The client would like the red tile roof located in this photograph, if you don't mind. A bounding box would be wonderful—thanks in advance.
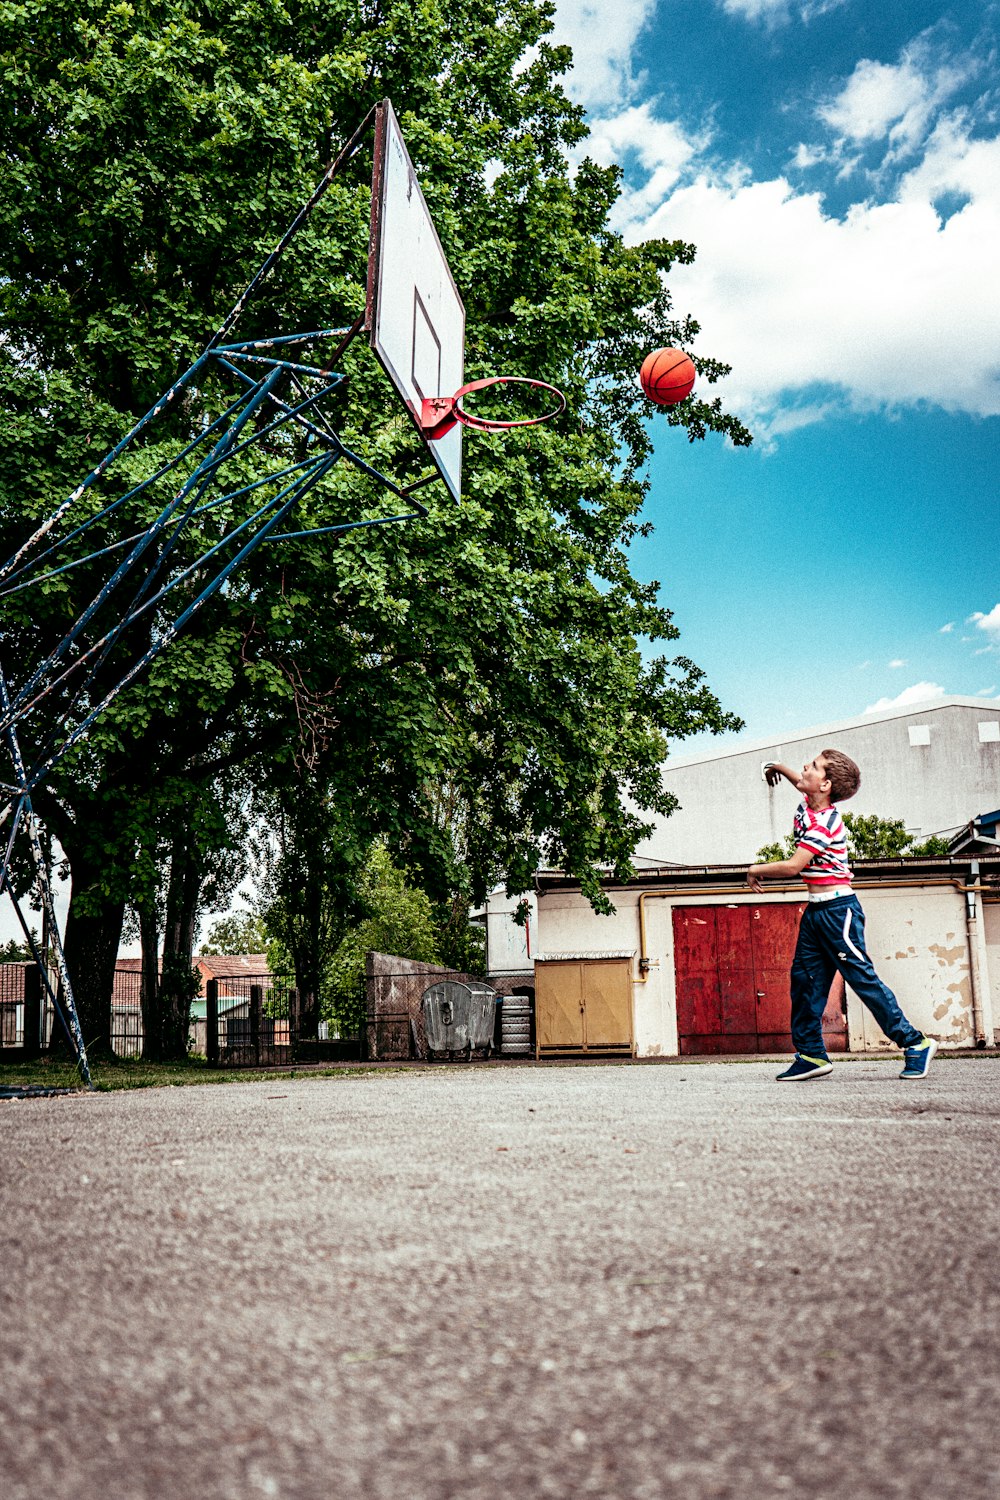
[195,953,271,979]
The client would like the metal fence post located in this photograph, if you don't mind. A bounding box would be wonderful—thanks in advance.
[206,979,219,1067]
[22,963,41,1060]
[289,987,300,1051]
[250,983,263,1063]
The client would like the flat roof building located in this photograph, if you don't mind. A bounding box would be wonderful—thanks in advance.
[635,696,1000,866]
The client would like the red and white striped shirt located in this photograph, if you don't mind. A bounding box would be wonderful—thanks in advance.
[793,802,852,888]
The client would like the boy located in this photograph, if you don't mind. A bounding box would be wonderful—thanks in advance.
[747,749,937,1082]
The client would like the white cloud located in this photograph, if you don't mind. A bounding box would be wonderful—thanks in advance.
[818,42,975,160]
[969,604,1000,633]
[969,604,1000,648]
[888,658,907,668]
[864,682,946,713]
[977,685,998,697]
[939,622,955,632]
[720,0,846,22]
[553,19,1000,436]
[552,0,658,111]
[636,152,1000,432]
[583,105,709,226]
[720,0,788,19]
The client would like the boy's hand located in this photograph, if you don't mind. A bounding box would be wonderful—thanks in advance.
[763,761,798,788]
[747,865,764,893]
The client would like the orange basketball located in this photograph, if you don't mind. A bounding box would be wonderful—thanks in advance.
[639,347,696,405]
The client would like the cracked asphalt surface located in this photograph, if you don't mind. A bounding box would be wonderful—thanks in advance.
[2,1055,999,1500]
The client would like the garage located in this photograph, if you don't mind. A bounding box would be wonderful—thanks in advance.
[671,902,847,1055]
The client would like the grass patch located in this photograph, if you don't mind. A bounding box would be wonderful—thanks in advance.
[0,1055,401,1093]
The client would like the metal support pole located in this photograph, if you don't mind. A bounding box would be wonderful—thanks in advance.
[206,979,219,1068]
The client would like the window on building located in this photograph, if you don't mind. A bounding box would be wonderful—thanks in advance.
[908,725,931,746]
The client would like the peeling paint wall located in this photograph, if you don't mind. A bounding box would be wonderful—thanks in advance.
[535,889,672,1057]
[536,882,982,1057]
[847,887,973,1049]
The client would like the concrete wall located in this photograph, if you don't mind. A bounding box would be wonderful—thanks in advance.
[638,698,1000,866]
[535,886,666,1053]
[535,881,992,1057]
[844,886,975,1049]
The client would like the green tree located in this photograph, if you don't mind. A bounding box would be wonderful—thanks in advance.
[199,909,270,957]
[0,933,40,963]
[756,813,951,864]
[323,842,442,1035]
[842,813,950,860]
[1,0,751,1054]
[754,835,797,863]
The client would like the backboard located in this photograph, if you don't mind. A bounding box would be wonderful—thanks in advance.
[367,100,466,502]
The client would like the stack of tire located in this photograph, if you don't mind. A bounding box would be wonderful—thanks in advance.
[500,994,532,1056]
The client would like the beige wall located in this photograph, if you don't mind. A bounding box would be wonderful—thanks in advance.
[845,886,975,1049]
[536,882,991,1057]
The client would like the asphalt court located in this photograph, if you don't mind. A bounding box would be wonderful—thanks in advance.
[2,1056,998,1500]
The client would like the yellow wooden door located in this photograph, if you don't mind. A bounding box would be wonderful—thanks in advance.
[582,960,632,1049]
[535,962,584,1050]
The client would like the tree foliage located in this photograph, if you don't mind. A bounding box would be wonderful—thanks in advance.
[199,909,270,957]
[756,813,951,864]
[0,0,752,1051]
[321,842,442,1034]
[842,813,950,860]
[0,934,39,962]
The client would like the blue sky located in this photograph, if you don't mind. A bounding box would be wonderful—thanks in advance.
[553,0,1000,750]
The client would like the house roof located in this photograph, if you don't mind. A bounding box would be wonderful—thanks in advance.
[948,810,1000,856]
[195,953,271,979]
[111,961,142,1006]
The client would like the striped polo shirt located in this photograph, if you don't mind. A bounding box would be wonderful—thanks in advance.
[793,801,852,888]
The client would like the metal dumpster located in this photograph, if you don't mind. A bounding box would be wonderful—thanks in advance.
[422,981,496,1060]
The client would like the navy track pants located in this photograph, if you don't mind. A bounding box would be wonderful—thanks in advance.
[790,894,923,1060]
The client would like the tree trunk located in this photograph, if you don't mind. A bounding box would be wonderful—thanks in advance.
[291,870,324,1039]
[60,857,124,1059]
[156,826,203,1060]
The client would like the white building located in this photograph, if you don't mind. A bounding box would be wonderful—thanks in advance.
[472,887,535,986]
[635,696,1000,867]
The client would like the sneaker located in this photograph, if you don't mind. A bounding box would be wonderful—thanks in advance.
[900,1037,938,1080]
[776,1053,833,1082]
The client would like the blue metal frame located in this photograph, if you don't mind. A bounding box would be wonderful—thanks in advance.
[0,103,438,1085]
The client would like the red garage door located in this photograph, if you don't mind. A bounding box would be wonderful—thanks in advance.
[672,903,847,1055]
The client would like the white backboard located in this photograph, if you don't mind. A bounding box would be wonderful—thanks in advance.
[367,101,466,502]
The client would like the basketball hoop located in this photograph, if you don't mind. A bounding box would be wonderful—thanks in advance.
[419,376,566,442]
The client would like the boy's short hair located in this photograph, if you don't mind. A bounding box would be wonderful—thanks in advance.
[821,748,861,801]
